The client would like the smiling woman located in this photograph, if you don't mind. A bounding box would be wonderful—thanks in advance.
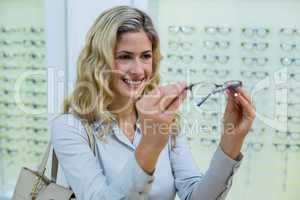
[62,5,162,128]
[112,31,153,99]
[50,5,255,200]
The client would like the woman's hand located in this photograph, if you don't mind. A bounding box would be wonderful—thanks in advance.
[136,81,187,150]
[220,87,256,160]
[135,82,187,174]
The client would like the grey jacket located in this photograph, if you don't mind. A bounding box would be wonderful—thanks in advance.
[50,114,243,200]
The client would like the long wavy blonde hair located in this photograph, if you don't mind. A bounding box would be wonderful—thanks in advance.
[63,6,180,146]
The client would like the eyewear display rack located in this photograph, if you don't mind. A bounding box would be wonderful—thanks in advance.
[0,0,47,198]
[153,0,300,199]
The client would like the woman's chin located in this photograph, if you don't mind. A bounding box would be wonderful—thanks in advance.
[121,90,141,100]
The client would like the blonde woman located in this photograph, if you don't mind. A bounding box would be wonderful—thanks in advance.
[51,5,255,200]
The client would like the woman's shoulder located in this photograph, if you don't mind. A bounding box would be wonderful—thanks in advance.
[51,113,84,128]
[50,113,87,140]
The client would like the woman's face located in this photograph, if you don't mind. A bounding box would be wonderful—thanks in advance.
[112,30,153,100]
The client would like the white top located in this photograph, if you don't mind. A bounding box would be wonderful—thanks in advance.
[50,113,243,200]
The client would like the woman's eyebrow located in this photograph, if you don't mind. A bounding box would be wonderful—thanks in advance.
[116,50,152,54]
[142,50,152,54]
[116,51,133,55]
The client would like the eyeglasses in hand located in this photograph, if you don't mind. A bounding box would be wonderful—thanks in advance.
[165,80,242,110]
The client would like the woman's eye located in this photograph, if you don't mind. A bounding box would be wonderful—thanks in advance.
[117,55,131,60]
[142,54,152,60]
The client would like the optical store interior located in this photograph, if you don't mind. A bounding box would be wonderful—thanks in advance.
[0,0,300,199]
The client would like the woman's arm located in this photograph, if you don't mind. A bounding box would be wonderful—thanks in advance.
[170,134,243,200]
[51,114,154,200]
[172,87,255,200]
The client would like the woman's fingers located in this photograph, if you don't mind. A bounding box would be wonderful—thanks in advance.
[164,88,187,113]
[226,89,241,111]
[135,86,164,115]
[158,82,187,111]
[145,85,164,104]
[236,92,256,120]
[235,87,252,105]
[136,81,187,117]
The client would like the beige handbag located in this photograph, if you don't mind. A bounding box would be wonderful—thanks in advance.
[12,122,95,200]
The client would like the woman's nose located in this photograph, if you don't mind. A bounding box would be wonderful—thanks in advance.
[129,58,145,74]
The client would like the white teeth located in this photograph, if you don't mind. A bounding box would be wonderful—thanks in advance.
[123,79,143,85]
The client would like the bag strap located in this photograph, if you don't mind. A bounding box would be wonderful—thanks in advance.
[51,121,96,182]
[37,142,52,176]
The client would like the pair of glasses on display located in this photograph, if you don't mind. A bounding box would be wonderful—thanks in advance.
[0,26,44,34]
[168,40,192,50]
[242,57,269,66]
[0,136,46,146]
[241,42,269,51]
[0,100,47,110]
[0,77,47,90]
[164,80,242,109]
[197,111,219,121]
[166,67,203,76]
[200,123,219,132]
[275,115,300,123]
[167,54,194,64]
[0,113,22,120]
[289,72,300,81]
[273,143,300,152]
[25,77,47,85]
[204,26,232,35]
[202,54,230,65]
[276,101,300,110]
[25,126,47,134]
[280,43,300,52]
[0,125,47,135]
[0,149,19,167]
[202,68,230,78]
[183,119,218,131]
[287,87,300,95]
[168,25,195,35]
[0,64,45,71]
[1,89,15,96]
[26,138,47,146]
[23,90,47,97]
[241,27,270,38]
[0,113,47,123]
[240,70,269,79]
[0,39,45,47]
[248,127,267,136]
[184,122,218,136]
[203,40,230,50]
[280,57,300,67]
[25,65,45,70]
[0,52,45,60]
[0,147,18,156]
[196,137,219,147]
[24,102,47,110]
[275,130,300,140]
[279,28,300,37]
[165,67,187,76]
[277,87,300,95]
[243,142,264,152]
[27,149,44,158]
[0,64,22,70]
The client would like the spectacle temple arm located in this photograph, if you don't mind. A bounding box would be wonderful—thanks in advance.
[196,93,212,107]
